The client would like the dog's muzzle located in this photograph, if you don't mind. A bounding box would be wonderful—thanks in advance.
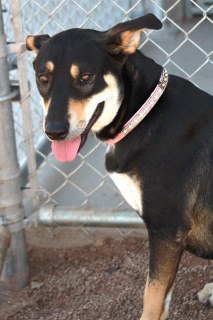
[51,101,105,162]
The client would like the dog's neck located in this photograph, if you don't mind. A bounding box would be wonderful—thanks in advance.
[96,51,162,141]
[123,52,162,121]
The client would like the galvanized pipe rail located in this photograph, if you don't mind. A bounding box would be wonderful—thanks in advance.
[0,2,29,289]
[24,203,144,229]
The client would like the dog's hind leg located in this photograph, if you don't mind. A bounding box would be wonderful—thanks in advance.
[140,234,183,320]
[197,282,213,306]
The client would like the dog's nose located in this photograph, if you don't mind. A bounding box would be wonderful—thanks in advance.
[45,121,69,140]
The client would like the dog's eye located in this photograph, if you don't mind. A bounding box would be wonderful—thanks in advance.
[39,75,49,85]
[80,73,91,84]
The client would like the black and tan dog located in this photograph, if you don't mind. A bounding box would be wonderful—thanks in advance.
[26,13,213,320]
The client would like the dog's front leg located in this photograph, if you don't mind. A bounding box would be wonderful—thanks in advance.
[140,233,183,320]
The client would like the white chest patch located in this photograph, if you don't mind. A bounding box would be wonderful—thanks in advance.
[110,172,143,214]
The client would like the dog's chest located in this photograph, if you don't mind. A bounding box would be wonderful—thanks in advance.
[105,145,143,214]
[106,145,143,214]
[109,172,143,214]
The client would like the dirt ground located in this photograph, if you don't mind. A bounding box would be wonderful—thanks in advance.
[0,237,212,320]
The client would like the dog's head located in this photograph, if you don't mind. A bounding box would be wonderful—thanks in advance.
[26,13,162,161]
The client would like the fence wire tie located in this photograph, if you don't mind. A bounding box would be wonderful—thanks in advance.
[0,215,24,233]
[0,89,19,103]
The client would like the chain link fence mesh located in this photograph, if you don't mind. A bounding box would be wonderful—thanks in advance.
[2,0,213,217]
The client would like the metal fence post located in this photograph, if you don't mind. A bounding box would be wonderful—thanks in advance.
[0,2,29,289]
[11,0,39,210]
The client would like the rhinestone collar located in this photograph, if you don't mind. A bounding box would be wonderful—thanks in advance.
[106,68,168,144]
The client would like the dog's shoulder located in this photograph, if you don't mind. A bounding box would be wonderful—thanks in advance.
[164,74,213,106]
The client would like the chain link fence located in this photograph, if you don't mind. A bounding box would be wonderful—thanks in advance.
[1,0,213,224]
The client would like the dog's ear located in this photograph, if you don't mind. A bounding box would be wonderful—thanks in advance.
[26,34,50,53]
[104,13,162,55]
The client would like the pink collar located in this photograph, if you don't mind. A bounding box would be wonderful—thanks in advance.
[107,68,168,144]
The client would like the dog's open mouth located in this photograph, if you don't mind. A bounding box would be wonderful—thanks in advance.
[51,102,104,162]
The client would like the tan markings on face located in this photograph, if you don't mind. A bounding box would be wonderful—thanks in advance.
[68,72,122,136]
[67,99,89,138]
[68,99,88,120]
[41,97,51,116]
[70,64,80,78]
[46,61,54,72]
[103,73,117,87]
[92,73,121,131]
[26,36,37,51]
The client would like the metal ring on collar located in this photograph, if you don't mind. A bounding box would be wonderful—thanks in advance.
[0,89,19,103]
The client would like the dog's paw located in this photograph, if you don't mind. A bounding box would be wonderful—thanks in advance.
[197,283,213,306]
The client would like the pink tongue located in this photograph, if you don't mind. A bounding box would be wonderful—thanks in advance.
[51,136,81,162]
